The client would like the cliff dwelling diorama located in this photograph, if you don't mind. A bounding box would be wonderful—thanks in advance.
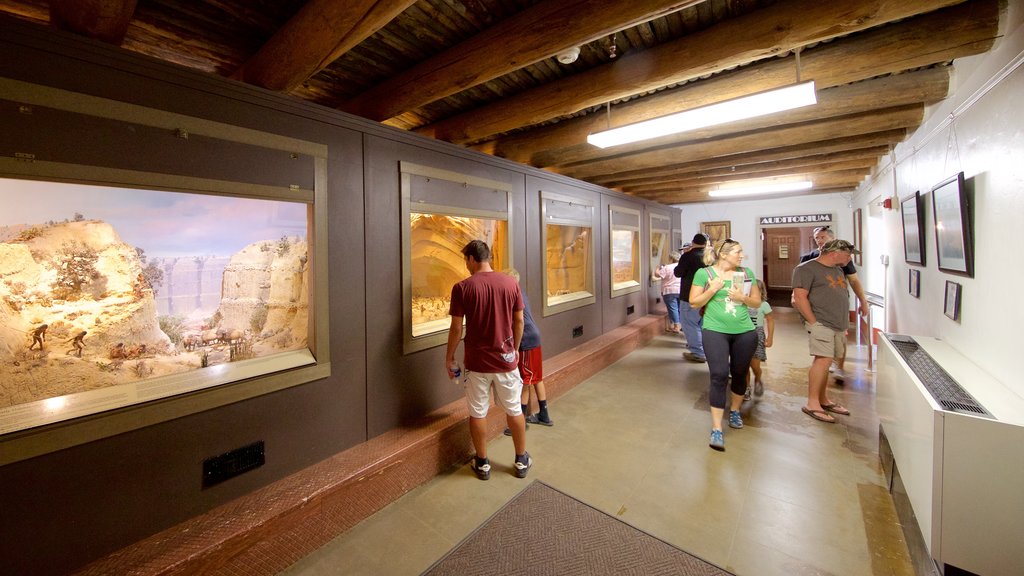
[0,178,310,430]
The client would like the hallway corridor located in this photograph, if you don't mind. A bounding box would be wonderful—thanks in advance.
[283,308,913,576]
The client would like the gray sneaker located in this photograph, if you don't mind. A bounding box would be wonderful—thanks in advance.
[514,452,533,478]
[683,352,707,363]
[709,429,725,451]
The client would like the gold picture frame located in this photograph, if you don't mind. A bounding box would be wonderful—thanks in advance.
[701,221,731,250]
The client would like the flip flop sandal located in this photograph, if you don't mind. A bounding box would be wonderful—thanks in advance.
[801,406,836,423]
[822,403,850,416]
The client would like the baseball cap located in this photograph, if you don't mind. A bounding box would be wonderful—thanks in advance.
[821,239,860,254]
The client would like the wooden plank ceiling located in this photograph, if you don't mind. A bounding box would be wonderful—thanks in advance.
[2,0,1000,204]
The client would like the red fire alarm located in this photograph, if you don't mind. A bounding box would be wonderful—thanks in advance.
[882,197,893,210]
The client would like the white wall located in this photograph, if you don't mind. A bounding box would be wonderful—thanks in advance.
[853,4,1024,396]
[677,192,853,276]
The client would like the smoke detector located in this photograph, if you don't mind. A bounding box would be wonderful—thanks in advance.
[556,46,580,64]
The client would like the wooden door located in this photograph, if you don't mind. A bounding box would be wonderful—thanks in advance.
[765,227,800,288]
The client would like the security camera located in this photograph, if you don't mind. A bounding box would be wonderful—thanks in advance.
[556,46,580,64]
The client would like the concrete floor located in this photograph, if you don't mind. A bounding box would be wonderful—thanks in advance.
[281,307,914,576]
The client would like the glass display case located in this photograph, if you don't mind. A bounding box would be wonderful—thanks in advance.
[401,162,513,353]
[0,80,329,449]
[610,205,642,297]
[540,191,596,316]
[650,213,671,286]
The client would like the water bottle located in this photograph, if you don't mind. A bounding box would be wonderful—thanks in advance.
[449,362,462,385]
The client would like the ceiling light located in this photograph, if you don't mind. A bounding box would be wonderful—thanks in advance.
[708,180,813,198]
[587,81,817,149]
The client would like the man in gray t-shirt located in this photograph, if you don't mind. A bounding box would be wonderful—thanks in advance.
[791,240,860,424]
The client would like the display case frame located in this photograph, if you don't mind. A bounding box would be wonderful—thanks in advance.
[649,212,672,287]
[0,78,330,464]
[540,190,596,317]
[609,205,642,298]
[400,162,514,353]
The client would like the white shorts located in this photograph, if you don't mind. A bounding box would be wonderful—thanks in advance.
[463,370,524,419]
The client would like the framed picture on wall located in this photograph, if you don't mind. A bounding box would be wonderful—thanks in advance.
[909,269,920,298]
[900,191,925,265]
[701,220,731,250]
[931,172,973,276]
[944,280,962,321]
[852,208,863,265]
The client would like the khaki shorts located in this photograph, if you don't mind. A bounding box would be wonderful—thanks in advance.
[806,322,846,359]
[463,370,524,419]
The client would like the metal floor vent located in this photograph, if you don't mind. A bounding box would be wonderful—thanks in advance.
[886,334,992,419]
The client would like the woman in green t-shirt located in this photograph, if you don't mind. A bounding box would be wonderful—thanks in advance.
[688,239,761,452]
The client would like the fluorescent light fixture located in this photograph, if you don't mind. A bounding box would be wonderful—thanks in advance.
[709,180,813,198]
[587,81,816,148]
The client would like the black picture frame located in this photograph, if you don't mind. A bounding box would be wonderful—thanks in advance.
[909,269,920,298]
[900,191,925,265]
[931,172,973,276]
[944,280,962,321]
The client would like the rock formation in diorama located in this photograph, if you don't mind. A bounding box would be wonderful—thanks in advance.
[150,255,230,317]
[0,220,172,406]
[214,237,308,349]
[545,225,590,296]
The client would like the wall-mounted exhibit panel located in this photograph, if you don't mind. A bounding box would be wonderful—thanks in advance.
[0,78,330,463]
[649,212,672,288]
[401,161,513,354]
[540,190,596,317]
[609,205,642,298]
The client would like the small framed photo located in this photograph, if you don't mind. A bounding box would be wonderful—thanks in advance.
[932,172,973,276]
[944,280,962,321]
[909,269,920,298]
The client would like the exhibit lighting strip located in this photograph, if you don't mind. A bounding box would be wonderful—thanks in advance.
[708,180,813,198]
[587,81,817,149]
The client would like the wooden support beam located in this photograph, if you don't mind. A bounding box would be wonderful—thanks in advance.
[557,105,924,180]
[638,169,871,204]
[341,0,701,121]
[535,66,950,168]
[610,146,890,189]
[49,0,137,45]
[417,0,968,144]
[622,158,879,194]
[475,0,996,165]
[589,131,905,186]
[233,0,418,92]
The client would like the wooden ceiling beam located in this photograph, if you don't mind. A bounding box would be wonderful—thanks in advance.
[341,0,701,121]
[49,0,137,45]
[558,105,924,180]
[621,158,879,194]
[232,0,418,92]
[589,131,905,186]
[531,66,949,168]
[476,0,998,165]
[417,0,969,144]
[609,146,890,189]
[638,170,871,204]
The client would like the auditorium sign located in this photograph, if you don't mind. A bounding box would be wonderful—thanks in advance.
[759,213,832,225]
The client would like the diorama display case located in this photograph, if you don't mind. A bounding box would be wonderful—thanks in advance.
[401,162,512,354]
[610,205,642,298]
[0,78,330,463]
[540,190,596,316]
[649,212,672,287]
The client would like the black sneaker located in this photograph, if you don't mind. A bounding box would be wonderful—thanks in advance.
[514,452,532,478]
[503,422,529,436]
[471,458,490,480]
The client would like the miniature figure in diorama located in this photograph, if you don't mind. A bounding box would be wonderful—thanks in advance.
[28,323,48,350]
[66,330,87,357]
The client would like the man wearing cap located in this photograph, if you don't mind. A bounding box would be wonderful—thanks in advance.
[791,239,860,423]
[674,233,708,362]
[799,226,869,383]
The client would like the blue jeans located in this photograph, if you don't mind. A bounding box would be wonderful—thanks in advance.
[663,293,680,325]
[679,303,704,358]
